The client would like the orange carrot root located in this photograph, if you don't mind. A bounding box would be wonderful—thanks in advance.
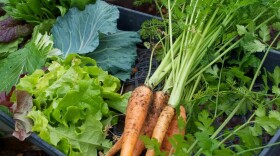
[145,105,175,156]
[132,91,167,156]
[120,85,153,156]
[106,135,123,156]
[161,106,187,154]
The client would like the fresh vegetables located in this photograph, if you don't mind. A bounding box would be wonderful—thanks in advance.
[1,0,280,155]
[106,91,166,156]
[121,85,153,156]
[13,54,130,155]
[145,105,175,156]
[3,0,95,25]
[0,1,141,155]
[51,0,141,80]
[161,106,187,154]
[108,0,280,155]
[133,91,167,156]
[0,26,54,92]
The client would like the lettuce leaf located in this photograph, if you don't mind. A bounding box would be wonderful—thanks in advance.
[16,54,129,155]
[28,110,110,156]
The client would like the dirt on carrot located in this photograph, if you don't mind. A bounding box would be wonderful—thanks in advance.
[120,85,153,156]
[133,91,168,156]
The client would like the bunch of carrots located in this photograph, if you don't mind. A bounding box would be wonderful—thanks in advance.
[106,0,279,155]
[107,89,186,156]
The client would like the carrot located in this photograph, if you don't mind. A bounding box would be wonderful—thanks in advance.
[107,91,165,156]
[145,105,175,156]
[161,106,187,154]
[133,91,167,156]
[106,135,123,156]
[120,85,153,156]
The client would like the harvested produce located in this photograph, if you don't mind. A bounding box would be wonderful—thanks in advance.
[121,85,153,156]
[106,91,167,156]
[109,0,280,155]
[12,54,130,156]
[161,106,187,154]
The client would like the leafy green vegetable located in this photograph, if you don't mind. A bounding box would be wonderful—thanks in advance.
[52,1,119,56]
[0,26,54,92]
[3,0,95,25]
[86,31,141,80]
[0,38,22,59]
[106,92,131,114]
[15,54,129,155]
[52,1,141,80]
[0,17,33,42]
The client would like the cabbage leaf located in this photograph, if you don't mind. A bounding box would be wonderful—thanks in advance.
[52,1,141,80]
[52,1,119,56]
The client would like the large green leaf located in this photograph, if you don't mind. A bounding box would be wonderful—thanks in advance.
[0,28,54,92]
[0,43,45,92]
[86,31,141,80]
[51,1,119,56]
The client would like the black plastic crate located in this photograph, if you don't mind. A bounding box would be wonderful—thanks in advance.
[0,111,65,156]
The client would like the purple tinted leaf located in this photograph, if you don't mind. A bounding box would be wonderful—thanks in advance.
[12,90,33,141]
[0,88,14,108]
[0,17,33,43]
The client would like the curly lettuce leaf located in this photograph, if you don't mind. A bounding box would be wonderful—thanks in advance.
[16,54,128,155]
[28,110,111,156]
[105,92,131,114]
[51,1,119,56]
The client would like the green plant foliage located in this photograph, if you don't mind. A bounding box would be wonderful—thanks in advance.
[52,1,119,56]
[86,31,141,80]
[15,54,129,155]
[0,26,54,93]
[52,1,141,80]
[3,0,95,25]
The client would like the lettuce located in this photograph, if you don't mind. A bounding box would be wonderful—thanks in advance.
[15,54,129,155]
